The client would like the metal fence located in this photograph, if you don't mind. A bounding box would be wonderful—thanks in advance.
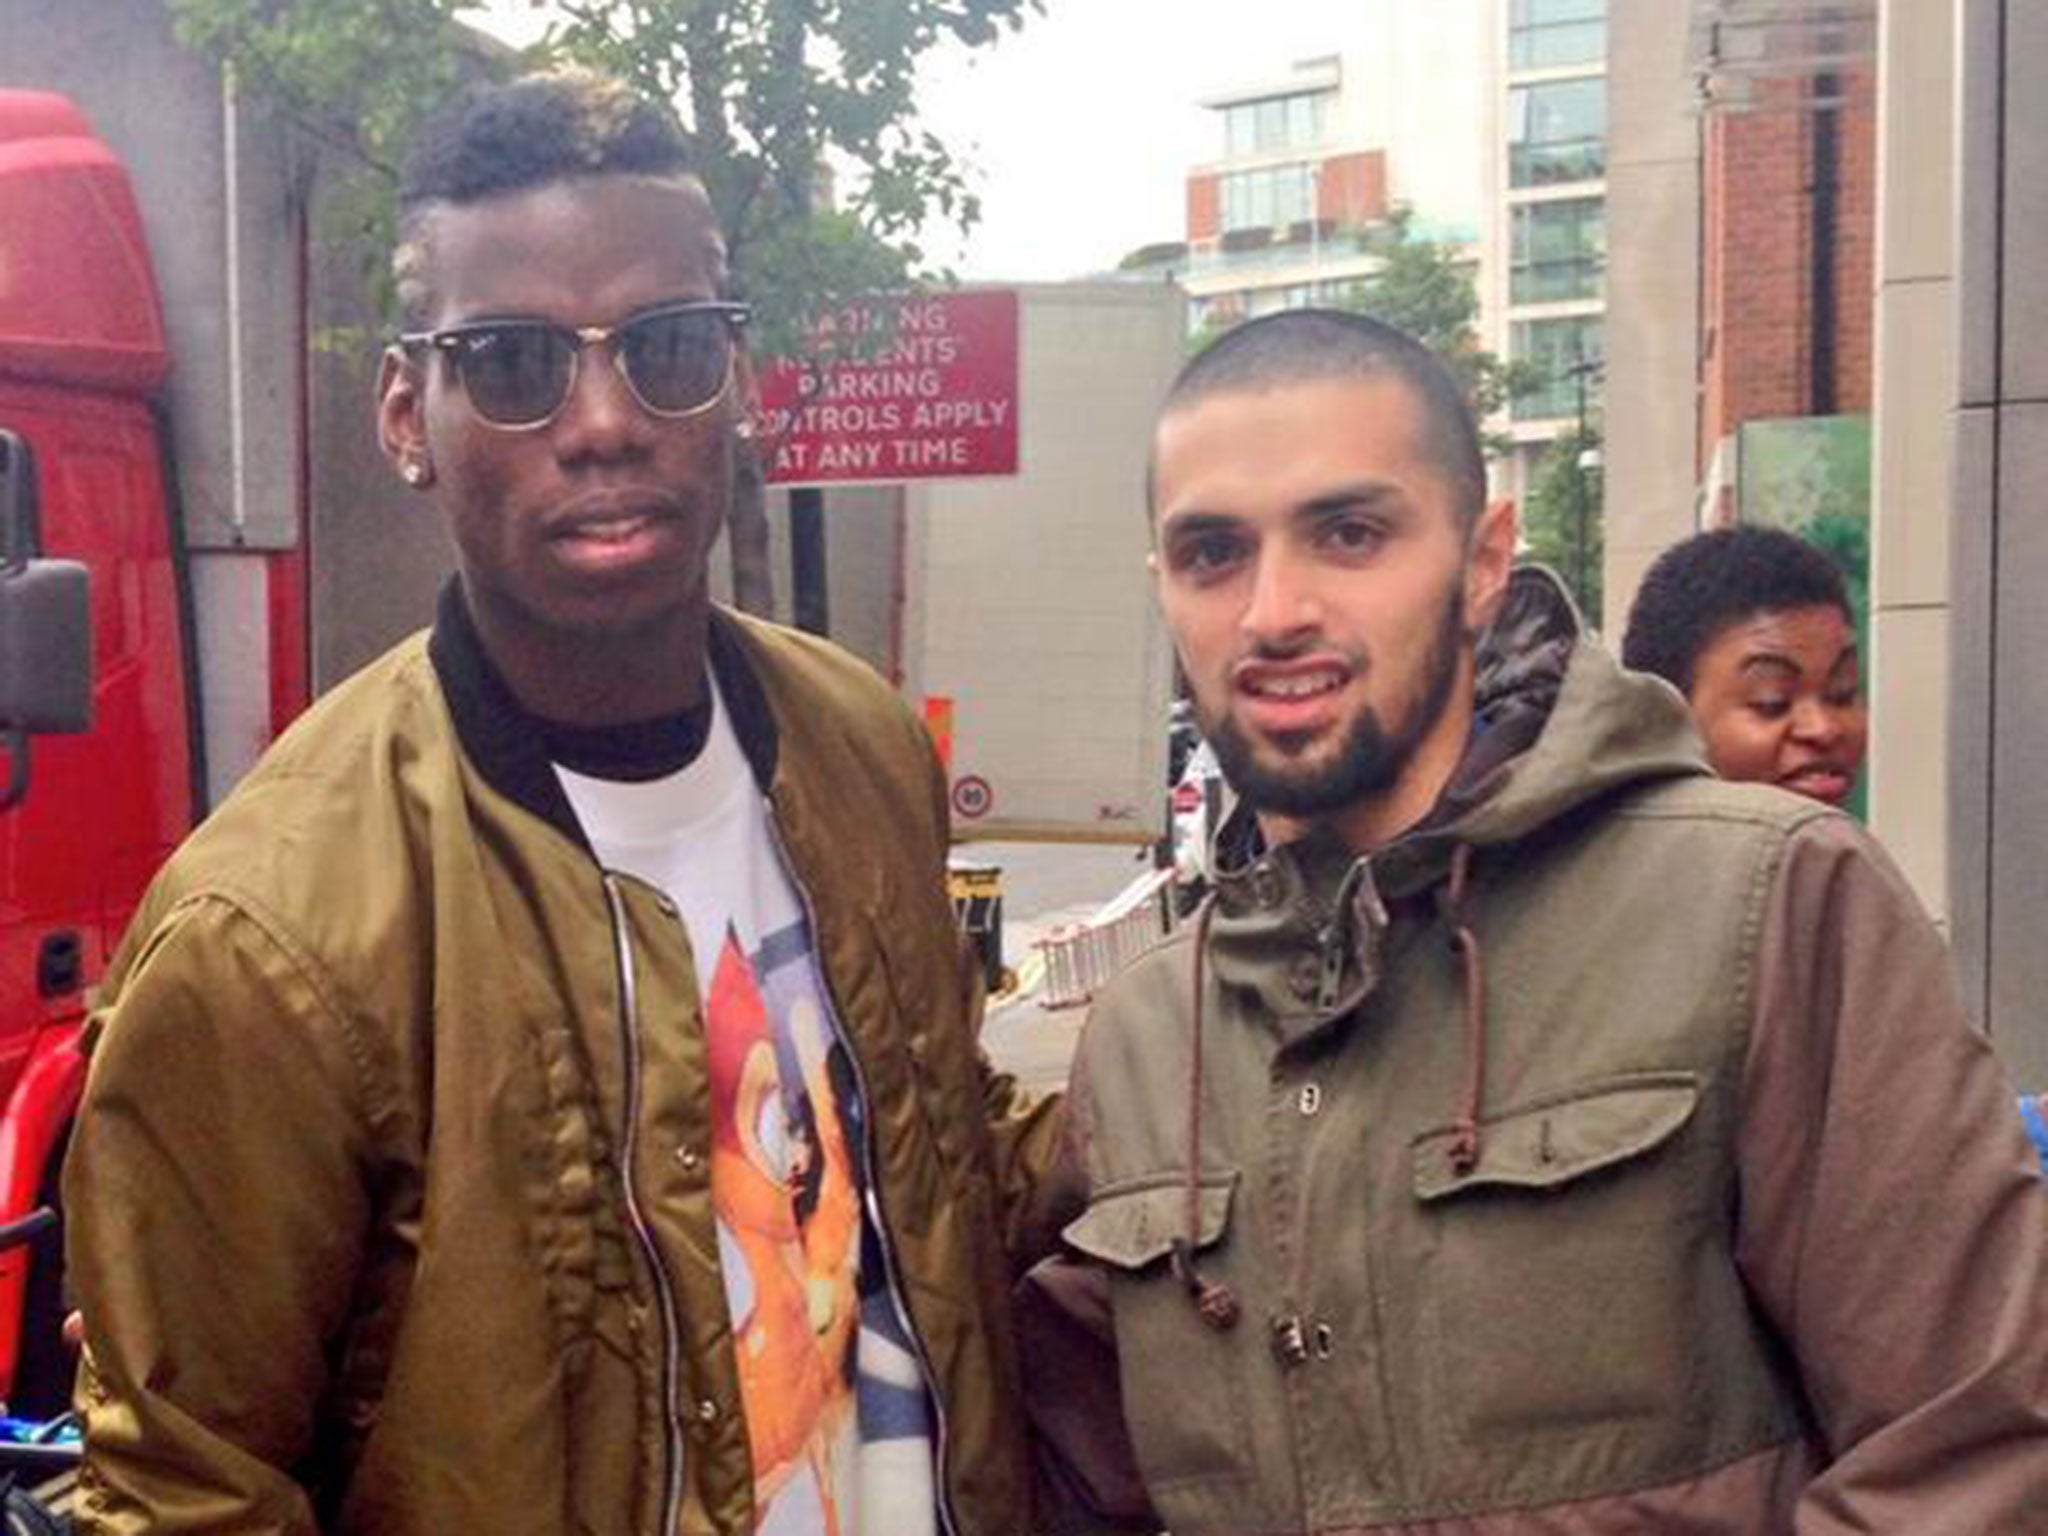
[1035,866,1175,1011]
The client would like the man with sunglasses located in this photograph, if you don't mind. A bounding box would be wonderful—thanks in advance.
[62,70,1061,1536]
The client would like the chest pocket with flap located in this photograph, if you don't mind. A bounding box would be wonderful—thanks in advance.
[1408,1073,1710,1453]
[1062,1170,1235,1270]
[1411,1073,1701,1202]
[1062,1171,1254,1491]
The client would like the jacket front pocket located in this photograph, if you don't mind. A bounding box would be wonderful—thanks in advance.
[1410,1073,1707,1451]
[1063,1169,1255,1492]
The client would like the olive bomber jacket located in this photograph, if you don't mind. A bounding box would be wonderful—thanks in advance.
[65,593,1066,1536]
[1024,569,2048,1535]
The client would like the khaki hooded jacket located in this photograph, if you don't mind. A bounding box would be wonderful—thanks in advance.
[1025,569,2048,1535]
[64,590,1064,1536]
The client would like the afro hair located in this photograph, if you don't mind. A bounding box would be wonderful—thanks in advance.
[1621,525,1853,696]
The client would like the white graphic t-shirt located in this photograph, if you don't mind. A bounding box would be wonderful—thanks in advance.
[556,677,939,1536]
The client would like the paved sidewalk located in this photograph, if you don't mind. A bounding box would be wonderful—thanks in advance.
[981,901,1098,1094]
[958,840,1164,1094]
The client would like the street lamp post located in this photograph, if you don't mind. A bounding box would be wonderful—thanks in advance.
[1563,345,1603,613]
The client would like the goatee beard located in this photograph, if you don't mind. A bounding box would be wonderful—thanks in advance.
[1206,585,1467,823]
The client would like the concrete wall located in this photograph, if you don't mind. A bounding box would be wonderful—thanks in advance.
[1951,0,2048,1084]
[1341,2,1492,238]
[1865,0,1956,924]
[1600,0,1700,634]
[305,188,457,692]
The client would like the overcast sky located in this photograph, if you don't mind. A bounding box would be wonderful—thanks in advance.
[467,0,1362,282]
[915,0,1363,280]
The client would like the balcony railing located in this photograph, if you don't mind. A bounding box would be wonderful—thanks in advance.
[1188,224,1381,275]
[1510,138,1607,188]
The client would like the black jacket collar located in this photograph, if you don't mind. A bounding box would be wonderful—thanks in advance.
[426,577,780,850]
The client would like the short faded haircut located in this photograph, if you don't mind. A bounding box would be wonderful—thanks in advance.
[1154,309,1488,531]
[1622,525,1854,696]
[392,68,702,326]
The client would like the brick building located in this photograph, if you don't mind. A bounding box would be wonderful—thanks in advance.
[1603,3,1880,576]
[1697,66,1878,505]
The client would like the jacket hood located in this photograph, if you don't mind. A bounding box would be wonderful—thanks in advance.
[1448,565,1708,847]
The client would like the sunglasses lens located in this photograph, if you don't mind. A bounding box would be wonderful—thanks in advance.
[619,309,731,414]
[453,325,574,426]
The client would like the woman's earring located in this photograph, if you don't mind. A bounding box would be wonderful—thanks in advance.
[402,459,433,488]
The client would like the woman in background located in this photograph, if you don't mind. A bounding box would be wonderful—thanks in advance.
[1622,524,1866,807]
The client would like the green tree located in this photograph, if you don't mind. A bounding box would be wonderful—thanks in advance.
[1521,423,1603,620]
[168,0,1035,334]
[544,2,1035,342]
[1339,209,1534,437]
[165,0,1041,611]
[1189,209,1535,454]
[164,2,476,286]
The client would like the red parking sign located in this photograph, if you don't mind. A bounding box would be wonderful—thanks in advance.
[758,291,1019,486]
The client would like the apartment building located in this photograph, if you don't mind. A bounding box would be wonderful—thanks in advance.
[1486,0,1609,497]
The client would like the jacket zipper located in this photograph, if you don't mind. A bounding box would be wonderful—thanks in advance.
[1316,858,1386,1013]
[761,801,962,1536]
[602,874,689,1536]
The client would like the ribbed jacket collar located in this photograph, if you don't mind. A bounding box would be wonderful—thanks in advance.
[424,577,779,851]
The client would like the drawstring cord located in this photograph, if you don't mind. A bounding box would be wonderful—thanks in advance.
[1437,843,1488,1175]
[1173,896,1241,1331]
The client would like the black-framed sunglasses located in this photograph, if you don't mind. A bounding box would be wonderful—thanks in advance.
[398,300,751,430]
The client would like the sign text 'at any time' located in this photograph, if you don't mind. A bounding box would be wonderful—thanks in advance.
[758,291,1020,486]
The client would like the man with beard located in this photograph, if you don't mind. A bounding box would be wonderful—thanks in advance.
[1022,309,2048,1535]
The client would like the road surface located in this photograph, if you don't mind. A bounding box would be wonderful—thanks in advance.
[962,840,1160,1094]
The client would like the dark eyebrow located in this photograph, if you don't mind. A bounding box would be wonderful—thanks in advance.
[1298,481,1409,519]
[1158,482,1411,539]
[1157,509,1242,536]
[445,296,717,332]
[1737,654,1801,680]
[424,313,556,339]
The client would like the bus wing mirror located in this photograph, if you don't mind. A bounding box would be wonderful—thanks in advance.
[0,431,94,810]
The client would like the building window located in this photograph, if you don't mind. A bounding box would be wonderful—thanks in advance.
[1510,0,1606,71]
[1511,198,1605,303]
[1512,316,1603,420]
[1220,163,1318,232]
[1509,78,1606,188]
[1223,91,1332,159]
